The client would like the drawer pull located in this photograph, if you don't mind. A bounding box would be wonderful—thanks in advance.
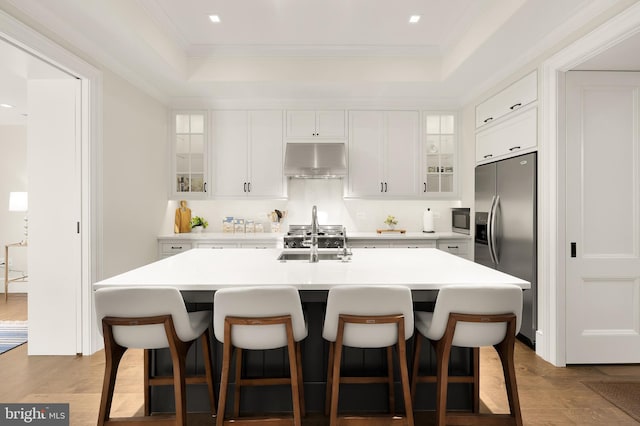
[510,102,522,110]
[483,154,493,159]
[509,146,521,151]
[448,246,459,249]
[483,117,493,123]
[171,246,183,250]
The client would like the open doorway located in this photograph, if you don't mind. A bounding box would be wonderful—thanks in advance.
[0,38,78,333]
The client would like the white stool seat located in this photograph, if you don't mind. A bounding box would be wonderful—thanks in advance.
[94,286,216,426]
[214,286,307,426]
[323,285,414,426]
[411,284,523,426]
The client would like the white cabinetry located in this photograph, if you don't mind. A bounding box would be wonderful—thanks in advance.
[172,112,208,198]
[347,110,419,198]
[421,113,457,195]
[437,239,471,260]
[286,110,346,140]
[158,241,193,259]
[475,107,537,164]
[212,110,285,198]
[475,71,537,128]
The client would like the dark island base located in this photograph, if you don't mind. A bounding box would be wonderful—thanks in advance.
[149,291,476,415]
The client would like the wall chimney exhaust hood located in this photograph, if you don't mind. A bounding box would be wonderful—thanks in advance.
[284,143,347,178]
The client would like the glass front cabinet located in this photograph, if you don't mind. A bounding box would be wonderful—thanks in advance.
[422,112,457,196]
[173,112,207,197]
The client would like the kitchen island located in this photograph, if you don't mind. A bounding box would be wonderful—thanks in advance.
[94,248,529,415]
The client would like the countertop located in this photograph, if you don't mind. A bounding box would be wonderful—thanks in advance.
[95,248,528,291]
[158,231,471,241]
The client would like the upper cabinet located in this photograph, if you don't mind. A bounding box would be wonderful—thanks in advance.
[347,110,419,198]
[475,107,537,164]
[475,71,537,129]
[212,110,285,198]
[173,111,208,198]
[421,113,457,195]
[286,110,346,140]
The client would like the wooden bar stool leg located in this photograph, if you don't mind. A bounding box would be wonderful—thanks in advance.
[410,333,422,403]
[98,332,126,426]
[217,324,234,426]
[495,320,523,426]
[286,322,302,426]
[329,320,345,426]
[473,347,480,413]
[201,330,217,416]
[233,348,243,417]
[143,349,152,416]
[296,341,306,417]
[386,346,396,415]
[434,338,452,426]
[397,334,414,425]
[325,341,334,416]
[169,341,190,426]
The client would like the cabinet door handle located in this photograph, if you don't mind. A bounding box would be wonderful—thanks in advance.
[483,117,493,123]
[423,182,427,193]
[509,146,521,151]
[380,182,384,192]
[203,182,207,192]
[510,102,522,110]
[483,154,493,159]
[248,182,251,192]
[244,182,247,192]
[384,182,388,192]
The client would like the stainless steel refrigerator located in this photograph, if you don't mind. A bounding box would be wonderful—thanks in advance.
[475,152,537,346]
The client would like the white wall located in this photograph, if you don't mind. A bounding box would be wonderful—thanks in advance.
[0,125,27,288]
[161,179,465,235]
[102,70,168,278]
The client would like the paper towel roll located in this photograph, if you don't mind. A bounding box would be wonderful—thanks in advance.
[423,208,434,233]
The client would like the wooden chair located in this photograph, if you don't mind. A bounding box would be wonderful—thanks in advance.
[94,286,216,426]
[323,285,415,426]
[411,284,523,426]
[213,286,307,426]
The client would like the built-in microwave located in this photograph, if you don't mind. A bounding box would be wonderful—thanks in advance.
[451,208,471,235]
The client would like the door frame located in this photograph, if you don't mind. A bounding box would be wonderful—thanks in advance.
[0,9,103,355]
[540,3,640,366]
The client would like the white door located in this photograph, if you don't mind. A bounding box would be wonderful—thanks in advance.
[27,78,82,355]
[565,71,640,363]
[347,111,384,197]
[384,111,419,197]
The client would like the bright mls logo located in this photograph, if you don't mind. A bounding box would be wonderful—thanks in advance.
[0,404,69,425]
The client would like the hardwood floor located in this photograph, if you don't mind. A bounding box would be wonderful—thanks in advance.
[1,295,639,425]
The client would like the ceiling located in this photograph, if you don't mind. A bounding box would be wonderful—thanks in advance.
[0,0,636,112]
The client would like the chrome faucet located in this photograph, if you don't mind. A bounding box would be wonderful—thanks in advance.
[309,205,319,263]
[339,226,352,262]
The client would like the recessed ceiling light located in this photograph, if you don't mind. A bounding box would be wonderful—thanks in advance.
[409,15,421,24]
[0,103,14,108]
[209,15,221,23]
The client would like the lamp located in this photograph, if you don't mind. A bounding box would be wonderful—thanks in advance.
[9,192,28,244]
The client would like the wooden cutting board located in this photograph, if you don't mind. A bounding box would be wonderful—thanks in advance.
[376,229,406,234]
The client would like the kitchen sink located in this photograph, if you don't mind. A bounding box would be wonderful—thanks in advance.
[277,250,350,262]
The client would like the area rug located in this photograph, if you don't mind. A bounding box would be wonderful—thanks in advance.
[583,381,640,422]
[0,320,27,355]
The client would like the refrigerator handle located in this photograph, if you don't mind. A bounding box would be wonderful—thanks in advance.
[490,195,501,264]
[487,195,498,265]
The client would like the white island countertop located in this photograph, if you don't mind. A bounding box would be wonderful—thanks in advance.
[95,248,529,291]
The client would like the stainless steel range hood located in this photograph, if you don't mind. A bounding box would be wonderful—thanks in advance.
[284,143,347,178]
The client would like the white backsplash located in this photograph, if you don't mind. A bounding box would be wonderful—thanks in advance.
[162,179,464,234]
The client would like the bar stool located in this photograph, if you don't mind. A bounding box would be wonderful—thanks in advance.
[94,286,216,426]
[213,286,307,426]
[323,285,414,426]
[411,284,523,426]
